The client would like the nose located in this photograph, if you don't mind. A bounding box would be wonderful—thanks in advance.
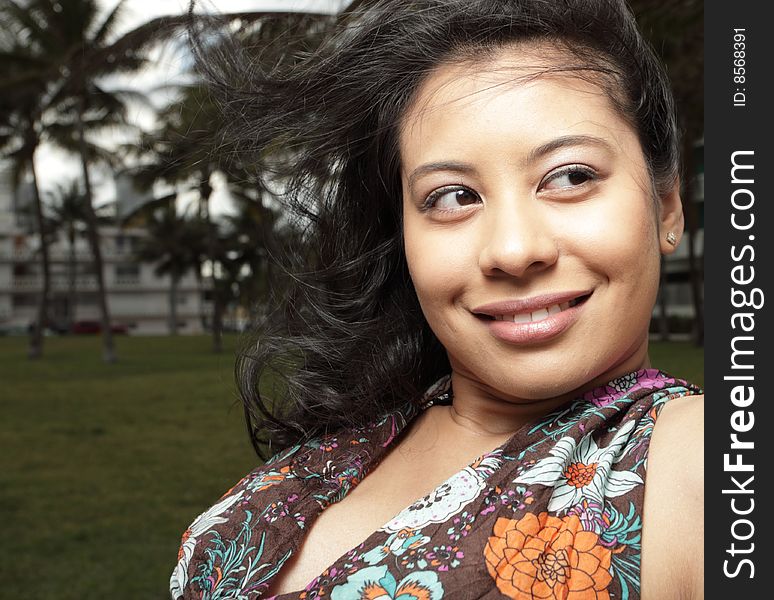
[477,198,559,278]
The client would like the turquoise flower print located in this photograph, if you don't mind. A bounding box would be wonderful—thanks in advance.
[330,566,444,600]
[425,545,463,571]
[260,493,306,529]
[514,420,643,513]
[581,382,626,408]
[362,528,430,565]
[479,486,502,516]
[304,566,352,598]
[170,490,244,598]
[500,486,535,512]
[246,465,295,494]
[446,511,474,542]
[320,438,339,452]
[398,548,429,570]
[602,501,643,549]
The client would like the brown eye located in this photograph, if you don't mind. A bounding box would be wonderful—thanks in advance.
[424,186,481,210]
[541,165,597,191]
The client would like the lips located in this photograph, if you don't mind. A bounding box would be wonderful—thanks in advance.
[472,291,592,322]
[472,291,592,344]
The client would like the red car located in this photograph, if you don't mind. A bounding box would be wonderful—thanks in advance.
[70,320,129,335]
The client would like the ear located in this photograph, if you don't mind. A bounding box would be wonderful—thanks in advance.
[658,179,684,255]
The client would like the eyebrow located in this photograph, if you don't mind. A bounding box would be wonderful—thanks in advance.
[407,161,479,193]
[406,134,614,192]
[526,134,614,163]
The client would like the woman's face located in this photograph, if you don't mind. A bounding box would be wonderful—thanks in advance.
[400,47,682,400]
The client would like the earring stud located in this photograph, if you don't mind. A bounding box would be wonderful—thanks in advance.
[666,231,677,246]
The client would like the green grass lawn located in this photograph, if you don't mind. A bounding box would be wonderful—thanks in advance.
[0,335,702,599]
[648,338,704,389]
[0,335,258,600]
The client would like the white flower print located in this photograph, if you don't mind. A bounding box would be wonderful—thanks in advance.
[382,466,486,533]
[514,420,642,513]
[169,490,244,599]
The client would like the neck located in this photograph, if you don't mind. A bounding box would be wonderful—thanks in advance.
[445,346,651,438]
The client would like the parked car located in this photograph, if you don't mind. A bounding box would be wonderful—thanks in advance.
[25,320,69,335]
[70,320,129,335]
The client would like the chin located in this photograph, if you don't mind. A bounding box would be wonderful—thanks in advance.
[477,349,634,401]
[498,374,588,401]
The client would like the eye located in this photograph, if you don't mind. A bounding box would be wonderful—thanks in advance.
[423,185,481,211]
[540,165,598,191]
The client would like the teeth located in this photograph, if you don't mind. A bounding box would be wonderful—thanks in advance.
[493,302,573,323]
[530,307,549,320]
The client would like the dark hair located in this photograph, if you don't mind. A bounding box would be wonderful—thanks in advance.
[193,0,680,459]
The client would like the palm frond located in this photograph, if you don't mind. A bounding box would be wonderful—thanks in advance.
[90,0,127,47]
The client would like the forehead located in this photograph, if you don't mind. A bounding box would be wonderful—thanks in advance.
[398,46,639,168]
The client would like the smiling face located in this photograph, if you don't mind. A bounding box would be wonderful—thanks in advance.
[400,46,683,401]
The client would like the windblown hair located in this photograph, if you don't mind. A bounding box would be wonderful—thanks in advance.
[191,0,680,459]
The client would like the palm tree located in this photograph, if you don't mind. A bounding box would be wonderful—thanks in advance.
[121,6,336,350]
[45,181,86,330]
[0,0,147,360]
[135,204,206,336]
[131,76,302,350]
[1,0,304,359]
[3,0,342,357]
[44,180,113,330]
[224,176,288,308]
[0,3,58,357]
[32,0,152,361]
[125,82,223,348]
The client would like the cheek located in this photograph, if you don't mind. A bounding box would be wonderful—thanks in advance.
[403,218,470,323]
[563,193,659,268]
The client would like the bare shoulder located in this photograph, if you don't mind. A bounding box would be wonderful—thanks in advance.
[650,393,704,474]
[641,393,704,600]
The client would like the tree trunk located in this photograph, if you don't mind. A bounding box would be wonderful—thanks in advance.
[212,291,224,353]
[67,225,77,329]
[27,151,51,359]
[194,266,207,331]
[169,273,179,335]
[681,135,704,347]
[76,99,116,362]
[199,170,221,353]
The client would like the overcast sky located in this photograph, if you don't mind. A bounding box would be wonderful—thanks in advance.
[33,0,349,216]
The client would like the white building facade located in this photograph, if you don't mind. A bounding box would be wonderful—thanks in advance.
[0,225,212,335]
[0,166,212,335]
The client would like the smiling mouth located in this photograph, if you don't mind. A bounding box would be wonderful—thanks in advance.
[476,293,591,323]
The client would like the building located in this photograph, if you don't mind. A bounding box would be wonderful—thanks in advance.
[0,166,212,335]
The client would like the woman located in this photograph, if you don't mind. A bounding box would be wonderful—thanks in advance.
[172,0,703,598]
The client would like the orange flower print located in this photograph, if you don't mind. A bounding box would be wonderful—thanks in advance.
[177,528,191,561]
[564,462,598,488]
[249,465,294,493]
[484,512,613,599]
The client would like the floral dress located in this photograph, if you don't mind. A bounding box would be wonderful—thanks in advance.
[170,369,702,600]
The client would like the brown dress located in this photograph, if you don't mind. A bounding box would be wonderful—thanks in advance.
[170,368,702,600]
